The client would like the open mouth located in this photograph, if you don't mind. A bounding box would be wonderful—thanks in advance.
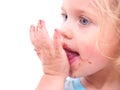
[64,48,80,64]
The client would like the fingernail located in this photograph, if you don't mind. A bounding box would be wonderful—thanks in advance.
[30,25,33,28]
[55,29,63,42]
[39,20,42,25]
[55,29,58,32]
[55,29,62,39]
[55,29,60,36]
[30,25,35,30]
[38,19,45,28]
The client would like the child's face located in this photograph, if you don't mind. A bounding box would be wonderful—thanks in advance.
[60,0,119,77]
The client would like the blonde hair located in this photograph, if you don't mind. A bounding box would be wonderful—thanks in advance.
[89,0,120,34]
[89,0,120,73]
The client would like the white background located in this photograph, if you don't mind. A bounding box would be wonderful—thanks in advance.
[0,0,62,90]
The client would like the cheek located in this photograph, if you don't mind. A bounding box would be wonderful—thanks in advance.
[81,42,109,64]
[79,40,98,61]
[70,56,109,77]
[97,36,120,59]
[97,23,120,59]
[70,43,107,76]
[70,51,109,78]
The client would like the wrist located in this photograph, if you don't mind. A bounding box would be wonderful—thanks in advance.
[36,74,66,90]
[43,74,66,82]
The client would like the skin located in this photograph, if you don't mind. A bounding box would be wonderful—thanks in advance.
[30,0,120,90]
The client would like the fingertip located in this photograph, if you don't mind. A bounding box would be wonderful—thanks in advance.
[38,19,45,28]
[30,25,35,41]
[39,19,42,25]
[55,28,59,32]
[30,25,34,28]
[53,29,62,49]
[30,25,35,31]
[54,29,58,40]
[54,29,61,39]
[39,19,45,24]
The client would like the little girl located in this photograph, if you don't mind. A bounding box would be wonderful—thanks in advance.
[30,0,120,90]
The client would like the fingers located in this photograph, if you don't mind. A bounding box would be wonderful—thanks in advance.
[30,20,54,59]
[36,20,49,40]
[34,48,41,55]
[30,25,36,45]
[53,29,63,52]
[30,20,51,48]
[29,20,70,77]
[37,20,48,35]
[36,20,52,48]
[30,20,64,58]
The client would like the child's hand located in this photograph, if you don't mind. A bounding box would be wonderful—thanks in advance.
[30,20,70,78]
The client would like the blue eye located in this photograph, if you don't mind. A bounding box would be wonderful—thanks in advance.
[61,13,68,21]
[80,17,90,25]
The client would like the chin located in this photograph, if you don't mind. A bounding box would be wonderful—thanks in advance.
[69,69,92,78]
[69,71,83,78]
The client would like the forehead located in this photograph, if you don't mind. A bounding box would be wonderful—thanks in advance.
[62,0,100,16]
[63,0,89,7]
[62,0,95,11]
[62,0,100,19]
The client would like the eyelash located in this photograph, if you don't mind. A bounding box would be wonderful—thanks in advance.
[61,13,68,21]
[61,13,91,26]
[79,16,91,26]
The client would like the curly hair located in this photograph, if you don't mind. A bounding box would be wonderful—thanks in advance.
[89,0,120,74]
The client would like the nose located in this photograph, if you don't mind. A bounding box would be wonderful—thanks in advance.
[59,22,73,39]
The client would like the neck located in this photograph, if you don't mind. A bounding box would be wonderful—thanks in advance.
[81,66,120,90]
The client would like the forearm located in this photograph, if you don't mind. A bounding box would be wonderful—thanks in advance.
[36,75,65,90]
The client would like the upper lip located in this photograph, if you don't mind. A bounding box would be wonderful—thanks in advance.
[62,43,79,55]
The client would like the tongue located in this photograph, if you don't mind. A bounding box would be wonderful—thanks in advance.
[66,50,79,61]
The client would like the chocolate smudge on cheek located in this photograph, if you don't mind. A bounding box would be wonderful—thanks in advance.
[88,61,92,64]
[87,60,92,64]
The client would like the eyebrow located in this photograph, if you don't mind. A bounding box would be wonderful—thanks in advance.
[61,6,98,20]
